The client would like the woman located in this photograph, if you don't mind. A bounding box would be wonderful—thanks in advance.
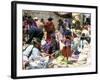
[62,35,72,61]
[58,19,65,35]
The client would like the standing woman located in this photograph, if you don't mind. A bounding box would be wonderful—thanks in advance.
[62,35,72,62]
[58,19,66,35]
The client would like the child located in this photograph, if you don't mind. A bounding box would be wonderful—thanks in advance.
[62,35,72,61]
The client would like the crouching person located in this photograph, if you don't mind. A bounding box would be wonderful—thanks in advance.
[22,38,49,69]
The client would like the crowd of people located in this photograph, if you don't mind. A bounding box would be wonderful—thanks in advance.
[22,14,91,69]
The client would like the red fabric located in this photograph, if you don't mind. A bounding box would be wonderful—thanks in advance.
[45,21,55,41]
[46,33,52,41]
[44,21,55,33]
[62,46,72,59]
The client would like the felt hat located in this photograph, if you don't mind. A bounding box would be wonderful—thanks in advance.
[33,38,41,45]
[48,17,53,21]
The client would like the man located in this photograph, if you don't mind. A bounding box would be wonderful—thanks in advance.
[44,17,55,41]
[26,17,44,44]
[23,38,49,69]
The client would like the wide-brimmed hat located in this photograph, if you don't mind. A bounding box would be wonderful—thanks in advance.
[33,17,38,20]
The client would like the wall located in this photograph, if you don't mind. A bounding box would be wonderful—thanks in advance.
[23,10,64,27]
[0,0,99,80]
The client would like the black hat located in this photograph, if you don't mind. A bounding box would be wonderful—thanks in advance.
[32,38,41,45]
[48,17,53,21]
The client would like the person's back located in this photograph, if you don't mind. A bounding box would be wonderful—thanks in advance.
[45,21,55,33]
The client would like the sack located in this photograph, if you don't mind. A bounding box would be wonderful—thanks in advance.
[23,45,34,58]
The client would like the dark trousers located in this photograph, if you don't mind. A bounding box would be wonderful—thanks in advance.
[26,27,44,44]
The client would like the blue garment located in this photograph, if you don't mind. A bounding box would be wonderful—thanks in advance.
[74,50,80,55]
[64,30,71,35]
[26,26,44,43]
